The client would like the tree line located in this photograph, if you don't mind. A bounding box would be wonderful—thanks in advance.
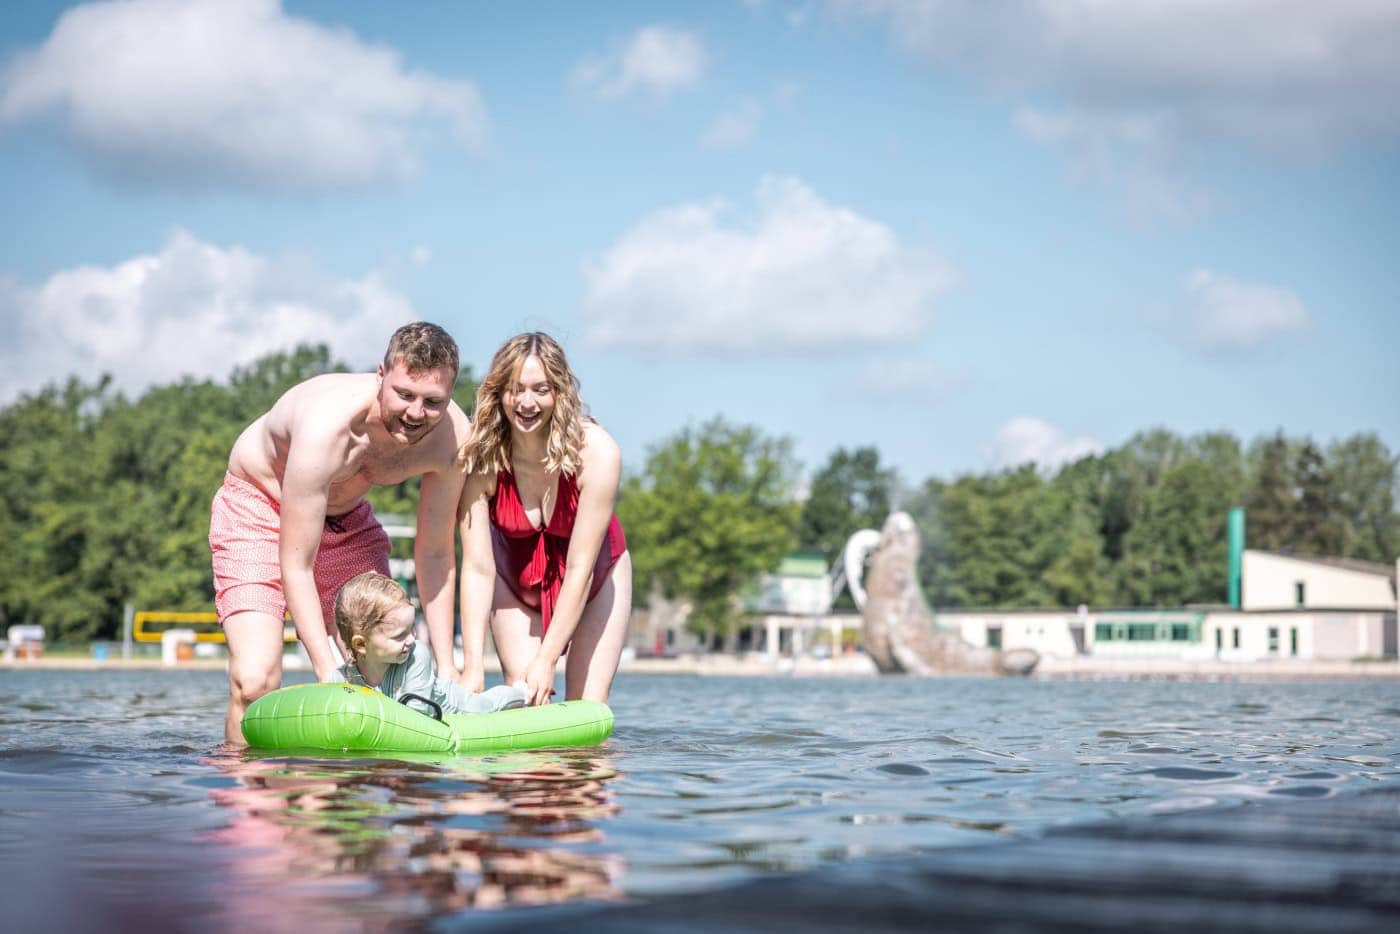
[2,347,1396,644]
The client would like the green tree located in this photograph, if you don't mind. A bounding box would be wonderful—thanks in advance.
[1292,441,1345,555]
[914,465,1109,608]
[1245,432,1298,552]
[0,345,368,642]
[1117,460,1235,606]
[798,446,894,560]
[1327,434,1400,562]
[616,418,799,641]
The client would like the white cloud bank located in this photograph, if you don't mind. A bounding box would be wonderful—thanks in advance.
[581,176,955,353]
[572,26,707,101]
[842,0,1400,146]
[1183,268,1309,350]
[840,1,1400,217]
[0,0,487,192]
[0,231,416,403]
[985,417,1103,472]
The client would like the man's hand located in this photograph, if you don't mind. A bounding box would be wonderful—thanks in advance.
[312,637,344,683]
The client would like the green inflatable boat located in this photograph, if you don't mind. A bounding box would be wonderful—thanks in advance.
[242,683,614,754]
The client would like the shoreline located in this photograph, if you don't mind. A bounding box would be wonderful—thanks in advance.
[4,651,1399,680]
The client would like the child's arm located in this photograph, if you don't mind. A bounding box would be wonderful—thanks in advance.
[395,643,524,714]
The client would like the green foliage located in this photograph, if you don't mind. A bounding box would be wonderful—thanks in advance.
[0,346,478,643]
[1,344,1395,645]
[798,446,895,560]
[617,418,799,640]
[1327,434,1400,562]
[905,465,1111,608]
[1116,460,1235,606]
[906,428,1394,610]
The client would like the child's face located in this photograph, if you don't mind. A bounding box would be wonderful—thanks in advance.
[360,604,416,666]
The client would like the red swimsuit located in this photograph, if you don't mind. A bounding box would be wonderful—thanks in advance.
[490,469,628,635]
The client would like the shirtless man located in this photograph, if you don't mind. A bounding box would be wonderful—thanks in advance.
[210,322,469,744]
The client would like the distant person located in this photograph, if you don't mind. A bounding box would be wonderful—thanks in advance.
[334,572,525,714]
[210,322,469,744]
[453,332,631,706]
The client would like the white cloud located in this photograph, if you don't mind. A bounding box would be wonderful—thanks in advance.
[581,175,955,353]
[1012,106,1212,225]
[0,231,416,403]
[702,98,764,149]
[0,0,487,192]
[985,417,1103,472]
[572,25,707,101]
[1183,268,1309,350]
[840,1,1400,218]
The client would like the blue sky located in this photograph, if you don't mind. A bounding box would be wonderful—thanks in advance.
[2,0,1397,485]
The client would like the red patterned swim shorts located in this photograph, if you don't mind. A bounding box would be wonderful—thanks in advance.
[209,472,390,632]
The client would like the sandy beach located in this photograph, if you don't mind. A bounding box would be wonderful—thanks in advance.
[5,651,1398,680]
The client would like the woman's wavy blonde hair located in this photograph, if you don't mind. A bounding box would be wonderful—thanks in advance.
[459,332,587,476]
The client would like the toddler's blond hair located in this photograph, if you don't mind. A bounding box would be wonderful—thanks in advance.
[334,571,411,656]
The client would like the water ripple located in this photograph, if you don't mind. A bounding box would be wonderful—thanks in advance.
[1,669,1398,925]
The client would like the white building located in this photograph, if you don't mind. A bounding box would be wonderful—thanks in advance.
[1241,550,1396,611]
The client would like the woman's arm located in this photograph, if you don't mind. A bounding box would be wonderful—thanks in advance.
[521,426,621,704]
[455,470,498,693]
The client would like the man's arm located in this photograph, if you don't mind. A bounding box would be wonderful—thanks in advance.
[416,457,465,682]
[279,414,352,683]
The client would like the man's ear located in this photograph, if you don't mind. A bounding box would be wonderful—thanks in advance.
[376,362,385,383]
[350,634,368,657]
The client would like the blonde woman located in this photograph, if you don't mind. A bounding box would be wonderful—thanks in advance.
[449,333,631,706]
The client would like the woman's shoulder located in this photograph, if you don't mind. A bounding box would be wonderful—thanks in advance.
[575,422,620,490]
[460,463,501,500]
[579,422,620,469]
[580,420,619,455]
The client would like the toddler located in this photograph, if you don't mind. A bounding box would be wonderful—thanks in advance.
[334,571,525,714]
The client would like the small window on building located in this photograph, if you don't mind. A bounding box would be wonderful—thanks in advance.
[1290,627,1298,657]
[1268,627,1279,653]
[1232,628,1241,649]
[1294,581,1306,607]
[1214,628,1223,651]
[1127,623,1157,641]
[1170,624,1191,642]
[987,625,1003,649]
[1095,623,1114,642]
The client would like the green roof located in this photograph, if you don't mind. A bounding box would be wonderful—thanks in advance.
[774,550,829,578]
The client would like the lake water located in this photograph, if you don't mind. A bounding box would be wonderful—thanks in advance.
[2,669,1397,929]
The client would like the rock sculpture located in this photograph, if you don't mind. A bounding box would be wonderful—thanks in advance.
[860,512,1039,677]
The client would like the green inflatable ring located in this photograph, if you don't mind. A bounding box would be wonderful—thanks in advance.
[242,683,614,754]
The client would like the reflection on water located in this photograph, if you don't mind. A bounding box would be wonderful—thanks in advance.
[201,748,623,925]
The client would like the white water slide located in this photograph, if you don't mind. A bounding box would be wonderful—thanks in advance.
[830,528,882,611]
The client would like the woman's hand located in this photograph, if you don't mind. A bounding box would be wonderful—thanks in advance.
[522,654,557,706]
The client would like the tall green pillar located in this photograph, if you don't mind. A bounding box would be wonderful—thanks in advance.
[1227,507,1245,608]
